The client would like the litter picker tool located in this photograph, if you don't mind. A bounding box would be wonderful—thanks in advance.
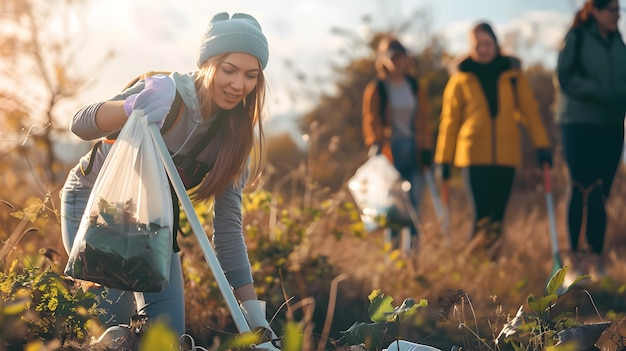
[423,169,443,220]
[441,181,451,245]
[150,125,280,351]
[543,163,563,279]
[424,169,450,247]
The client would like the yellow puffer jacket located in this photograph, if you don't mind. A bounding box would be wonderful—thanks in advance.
[434,56,550,168]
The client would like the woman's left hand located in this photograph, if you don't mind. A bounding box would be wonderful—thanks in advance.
[536,148,552,168]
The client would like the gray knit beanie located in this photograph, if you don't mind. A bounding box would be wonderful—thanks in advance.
[196,12,269,69]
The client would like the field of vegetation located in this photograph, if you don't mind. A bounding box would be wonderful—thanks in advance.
[2,161,626,350]
[2,1,626,350]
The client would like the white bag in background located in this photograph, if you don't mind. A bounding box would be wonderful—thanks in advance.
[65,111,173,292]
[348,154,411,232]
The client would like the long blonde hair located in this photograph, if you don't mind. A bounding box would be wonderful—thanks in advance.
[192,53,267,201]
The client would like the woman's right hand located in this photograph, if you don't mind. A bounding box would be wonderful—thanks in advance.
[368,143,383,157]
[536,148,553,169]
[124,74,176,127]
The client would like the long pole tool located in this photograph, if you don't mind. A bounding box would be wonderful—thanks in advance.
[150,125,280,350]
[543,163,563,279]
[424,169,451,247]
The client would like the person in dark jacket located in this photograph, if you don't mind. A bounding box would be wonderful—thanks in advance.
[556,0,626,284]
[435,22,552,259]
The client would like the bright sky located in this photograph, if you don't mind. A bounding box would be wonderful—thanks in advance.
[55,0,624,147]
[70,1,584,112]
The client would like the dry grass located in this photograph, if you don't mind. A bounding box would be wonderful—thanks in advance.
[302,166,626,348]
[3,164,626,350]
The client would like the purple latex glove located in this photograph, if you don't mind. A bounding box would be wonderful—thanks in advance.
[123,74,176,127]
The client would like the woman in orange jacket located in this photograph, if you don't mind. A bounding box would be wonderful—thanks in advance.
[362,38,433,240]
[434,22,552,255]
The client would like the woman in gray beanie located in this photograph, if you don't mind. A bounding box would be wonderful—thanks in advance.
[60,12,278,346]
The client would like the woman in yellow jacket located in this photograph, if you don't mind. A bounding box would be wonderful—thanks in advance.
[434,22,552,254]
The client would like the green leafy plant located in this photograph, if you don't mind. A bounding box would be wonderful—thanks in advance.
[494,266,598,350]
[340,289,428,350]
[0,260,99,349]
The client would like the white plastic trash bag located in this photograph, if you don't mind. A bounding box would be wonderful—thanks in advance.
[385,340,442,351]
[64,110,174,292]
[348,155,412,232]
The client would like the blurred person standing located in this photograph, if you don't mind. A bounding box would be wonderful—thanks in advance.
[556,0,626,283]
[361,37,433,248]
[434,22,552,259]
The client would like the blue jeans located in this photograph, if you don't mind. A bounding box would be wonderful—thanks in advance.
[389,137,425,236]
[60,172,185,336]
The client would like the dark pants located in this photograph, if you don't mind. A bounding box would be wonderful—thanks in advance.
[561,124,624,254]
[462,166,516,241]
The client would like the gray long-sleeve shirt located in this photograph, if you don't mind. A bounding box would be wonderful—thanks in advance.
[67,72,253,289]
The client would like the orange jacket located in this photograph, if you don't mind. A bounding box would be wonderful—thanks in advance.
[362,76,432,161]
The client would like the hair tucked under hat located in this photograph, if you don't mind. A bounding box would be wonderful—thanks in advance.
[196,12,269,69]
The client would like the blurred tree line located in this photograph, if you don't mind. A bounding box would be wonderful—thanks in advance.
[0,0,112,199]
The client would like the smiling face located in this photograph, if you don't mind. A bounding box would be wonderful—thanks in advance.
[470,29,498,64]
[592,0,621,34]
[210,52,260,111]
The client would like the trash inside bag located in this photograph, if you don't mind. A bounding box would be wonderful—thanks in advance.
[67,207,172,292]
